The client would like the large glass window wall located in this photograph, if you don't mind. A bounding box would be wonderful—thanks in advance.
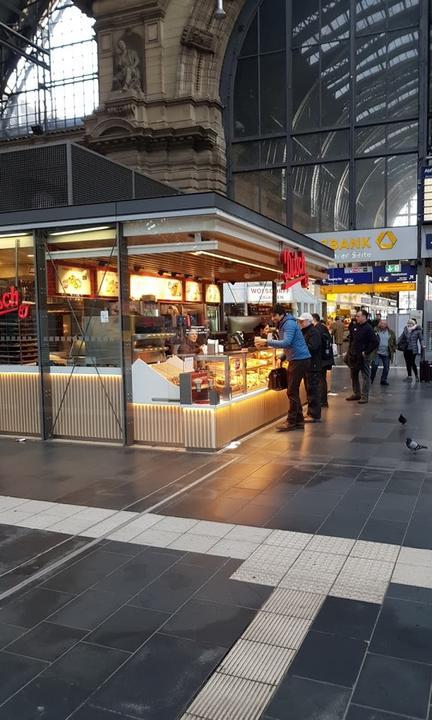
[227,0,422,232]
[0,0,98,139]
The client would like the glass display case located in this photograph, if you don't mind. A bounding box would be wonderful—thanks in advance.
[181,349,276,403]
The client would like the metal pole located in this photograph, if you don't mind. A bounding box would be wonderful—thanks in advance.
[117,222,134,445]
[417,0,429,314]
[34,229,53,440]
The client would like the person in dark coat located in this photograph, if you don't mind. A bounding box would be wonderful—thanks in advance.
[298,312,322,422]
[397,318,424,382]
[312,313,335,407]
[346,309,379,404]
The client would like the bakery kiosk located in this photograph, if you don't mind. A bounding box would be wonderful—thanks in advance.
[0,192,333,450]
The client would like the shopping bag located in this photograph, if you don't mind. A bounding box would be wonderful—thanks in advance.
[268,367,287,391]
[332,342,338,357]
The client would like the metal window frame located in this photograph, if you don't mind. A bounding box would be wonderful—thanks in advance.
[221,0,426,234]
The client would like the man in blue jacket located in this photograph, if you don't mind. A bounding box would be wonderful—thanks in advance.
[255,304,311,431]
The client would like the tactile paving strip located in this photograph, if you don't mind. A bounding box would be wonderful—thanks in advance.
[261,588,325,619]
[243,611,311,649]
[186,673,274,720]
[219,639,295,685]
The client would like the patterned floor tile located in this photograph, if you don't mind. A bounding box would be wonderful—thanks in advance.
[351,541,400,563]
[307,535,355,556]
[265,530,313,549]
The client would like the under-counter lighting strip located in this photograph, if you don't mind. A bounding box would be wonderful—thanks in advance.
[193,250,280,274]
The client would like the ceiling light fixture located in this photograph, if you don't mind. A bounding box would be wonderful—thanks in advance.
[193,250,279,274]
[0,232,31,239]
[50,226,111,237]
[215,0,226,18]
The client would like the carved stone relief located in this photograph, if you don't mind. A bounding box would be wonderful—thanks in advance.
[112,31,144,93]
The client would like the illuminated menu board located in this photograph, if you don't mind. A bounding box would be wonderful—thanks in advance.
[205,284,221,303]
[185,281,203,302]
[57,267,91,296]
[130,275,183,301]
[97,270,119,297]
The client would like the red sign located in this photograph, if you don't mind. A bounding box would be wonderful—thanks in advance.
[280,250,309,290]
[0,287,30,319]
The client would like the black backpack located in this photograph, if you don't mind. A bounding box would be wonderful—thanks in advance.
[321,328,334,364]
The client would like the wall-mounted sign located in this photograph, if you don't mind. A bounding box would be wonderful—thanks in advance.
[185,281,203,303]
[97,270,119,298]
[322,282,416,294]
[0,287,29,319]
[385,263,401,273]
[205,284,221,304]
[57,267,91,296]
[309,227,416,262]
[280,250,309,290]
[130,275,183,301]
[322,264,416,287]
[421,166,432,223]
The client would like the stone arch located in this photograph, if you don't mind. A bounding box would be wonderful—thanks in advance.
[175,0,247,99]
[89,118,138,138]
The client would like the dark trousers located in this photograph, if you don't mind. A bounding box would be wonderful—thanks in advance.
[350,357,371,399]
[287,358,311,427]
[404,350,418,378]
[371,354,390,383]
[319,368,329,405]
[305,370,322,419]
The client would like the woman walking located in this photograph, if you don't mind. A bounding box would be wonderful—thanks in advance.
[398,319,424,382]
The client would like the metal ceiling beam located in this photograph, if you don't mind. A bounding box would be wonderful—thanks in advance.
[0,0,23,16]
[0,19,49,55]
[0,35,50,70]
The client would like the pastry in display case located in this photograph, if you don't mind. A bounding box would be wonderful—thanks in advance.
[200,349,276,400]
[246,349,276,391]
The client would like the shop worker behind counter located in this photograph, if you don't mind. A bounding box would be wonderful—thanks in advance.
[255,304,311,432]
[346,309,379,404]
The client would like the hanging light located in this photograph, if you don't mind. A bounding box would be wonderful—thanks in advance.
[215,0,226,19]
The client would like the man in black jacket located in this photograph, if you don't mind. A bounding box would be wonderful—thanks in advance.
[312,313,334,407]
[298,312,322,422]
[346,309,379,404]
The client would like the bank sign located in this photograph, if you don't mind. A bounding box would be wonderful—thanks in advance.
[309,227,416,262]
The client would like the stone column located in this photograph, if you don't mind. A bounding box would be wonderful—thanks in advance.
[84,0,246,193]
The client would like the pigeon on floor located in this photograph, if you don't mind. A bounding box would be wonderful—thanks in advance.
[406,438,428,451]
[398,414,407,425]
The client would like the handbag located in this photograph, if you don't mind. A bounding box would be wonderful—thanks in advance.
[397,335,408,352]
[268,367,287,391]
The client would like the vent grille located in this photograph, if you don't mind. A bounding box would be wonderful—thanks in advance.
[0,143,179,214]
[0,145,68,212]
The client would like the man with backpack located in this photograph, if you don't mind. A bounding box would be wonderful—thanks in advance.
[312,313,335,408]
[298,312,322,423]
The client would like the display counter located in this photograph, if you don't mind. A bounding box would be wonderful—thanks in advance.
[0,350,292,449]
[131,349,291,450]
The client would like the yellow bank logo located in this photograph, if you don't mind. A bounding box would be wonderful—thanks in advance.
[375,230,397,250]
[321,230,398,251]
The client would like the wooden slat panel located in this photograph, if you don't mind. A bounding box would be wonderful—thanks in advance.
[183,408,216,450]
[133,403,184,446]
[0,372,40,436]
[51,374,122,441]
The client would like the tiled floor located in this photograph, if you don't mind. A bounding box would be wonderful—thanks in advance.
[0,367,432,718]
